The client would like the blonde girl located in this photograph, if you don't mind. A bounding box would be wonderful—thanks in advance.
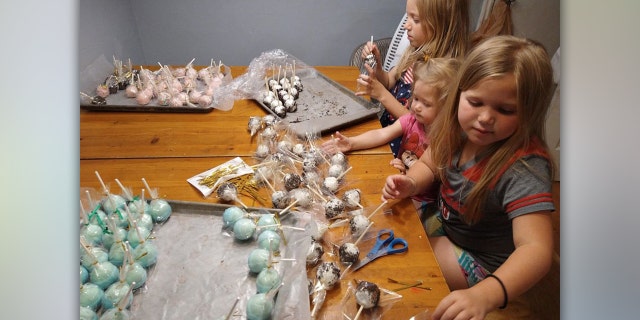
[356,0,469,157]
[381,35,556,319]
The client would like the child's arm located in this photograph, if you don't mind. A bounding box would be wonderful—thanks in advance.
[320,122,403,155]
[431,212,554,319]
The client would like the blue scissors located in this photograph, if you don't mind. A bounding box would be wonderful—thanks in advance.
[351,228,408,271]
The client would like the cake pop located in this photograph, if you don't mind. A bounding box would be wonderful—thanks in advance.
[246,293,274,320]
[142,178,172,223]
[80,306,98,320]
[324,197,345,219]
[339,242,360,265]
[122,242,147,289]
[233,218,257,241]
[289,188,313,208]
[271,190,290,209]
[316,261,341,290]
[98,283,134,320]
[352,281,381,320]
[257,230,281,252]
[248,116,262,137]
[222,206,246,228]
[342,189,363,209]
[306,239,324,266]
[80,283,104,311]
[101,274,132,310]
[81,265,89,284]
[256,267,281,294]
[80,242,108,272]
[216,181,248,209]
[248,248,270,274]
[283,172,302,191]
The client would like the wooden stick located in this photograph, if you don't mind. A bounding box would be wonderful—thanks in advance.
[367,201,388,219]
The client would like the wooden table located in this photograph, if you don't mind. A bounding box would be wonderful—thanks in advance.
[80,66,449,319]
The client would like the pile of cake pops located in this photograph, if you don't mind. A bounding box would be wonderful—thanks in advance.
[81,56,229,108]
[242,115,398,318]
[259,62,303,118]
[80,172,172,320]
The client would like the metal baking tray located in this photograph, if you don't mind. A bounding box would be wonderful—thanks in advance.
[80,68,231,113]
[129,200,311,319]
[256,68,380,137]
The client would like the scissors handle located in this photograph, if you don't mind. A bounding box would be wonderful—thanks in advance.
[385,237,408,254]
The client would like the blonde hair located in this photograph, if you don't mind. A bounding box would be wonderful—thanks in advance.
[412,57,461,111]
[395,0,470,81]
[429,35,555,224]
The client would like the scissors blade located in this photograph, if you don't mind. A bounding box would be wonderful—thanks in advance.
[350,256,374,272]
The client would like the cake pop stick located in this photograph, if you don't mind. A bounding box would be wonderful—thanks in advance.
[115,179,134,202]
[367,200,388,220]
[336,166,353,180]
[141,178,158,200]
[257,169,276,193]
[224,297,241,320]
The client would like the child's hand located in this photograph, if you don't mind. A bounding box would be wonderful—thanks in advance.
[320,131,351,155]
[361,41,382,67]
[381,174,416,201]
[389,158,406,173]
[355,65,386,99]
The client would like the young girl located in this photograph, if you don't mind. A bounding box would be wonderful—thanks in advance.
[321,57,460,219]
[381,35,556,319]
[356,0,469,157]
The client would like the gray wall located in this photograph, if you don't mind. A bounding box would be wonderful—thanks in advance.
[79,0,557,72]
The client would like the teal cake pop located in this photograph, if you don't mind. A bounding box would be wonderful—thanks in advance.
[80,283,104,310]
[222,206,245,228]
[123,242,147,289]
[80,306,98,320]
[233,218,256,241]
[247,248,270,273]
[101,263,132,310]
[80,242,108,272]
[81,265,89,284]
[143,178,172,223]
[246,293,274,320]
[99,283,134,320]
[257,230,281,252]
[256,267,281,294]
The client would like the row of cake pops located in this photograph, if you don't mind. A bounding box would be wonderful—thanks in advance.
[220,202,303,319]
[79,173,173,320]
[260,63,304,118]
[243,115,389,317]
[82,57,227,107]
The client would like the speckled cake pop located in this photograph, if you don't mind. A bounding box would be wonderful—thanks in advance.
[355,281,380,309]
[306,239,324,266]
[271,190,290,209]
[324,197,345,219]
[339,242,360,265]
[316,261,341,289]
[283,173,302,191]
[350,214,371,238]
[343,189,362,209]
